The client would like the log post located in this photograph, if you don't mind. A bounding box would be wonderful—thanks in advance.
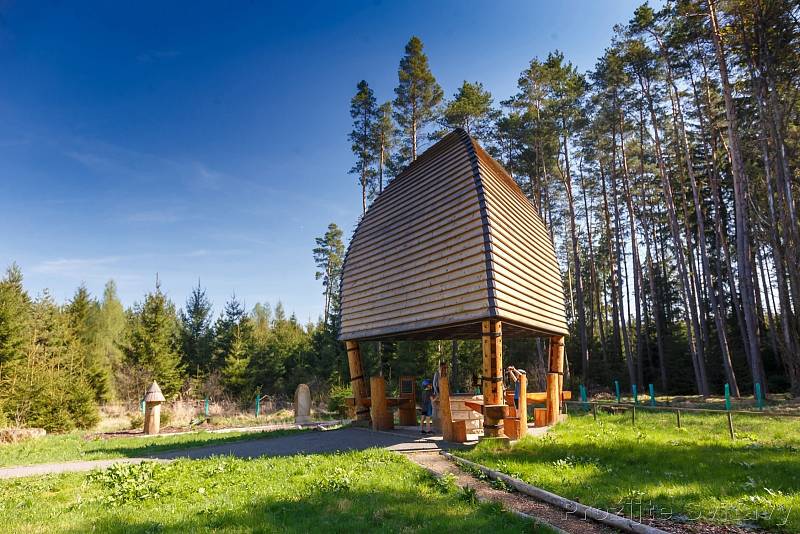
[439,362,454,441]
[518,371,528,438]
[345,341,370,424]
[369,376,392,431]
[546,336,565,425]
[481,319,504,437]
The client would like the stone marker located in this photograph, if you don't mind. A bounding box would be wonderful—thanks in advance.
[143,381,166,435]
[294,383,312,424]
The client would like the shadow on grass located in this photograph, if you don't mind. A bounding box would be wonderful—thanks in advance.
[135,427,447,461]
[97,429,308,459]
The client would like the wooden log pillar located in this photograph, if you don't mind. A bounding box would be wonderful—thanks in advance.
[546,335,565,425]
[518,372,528,438]
[439,362,454,441]
[370,376,392,431]
[345,341,370,424]
[481,319,504,437]
[143,402,161,435]
[143,381,165,435]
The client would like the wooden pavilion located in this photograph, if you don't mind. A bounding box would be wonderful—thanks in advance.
[338,128,568,439]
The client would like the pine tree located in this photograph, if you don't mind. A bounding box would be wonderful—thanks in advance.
[313,223,346,328]
[393,36,443,164]
[349,80,378,214]
[373,101,395,195]
[438,81,496,141]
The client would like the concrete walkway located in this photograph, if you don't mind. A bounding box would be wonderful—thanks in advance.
[0,426,462,480]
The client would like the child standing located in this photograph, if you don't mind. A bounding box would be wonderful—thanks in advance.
[506,366,524,411]
[420,379,434,434]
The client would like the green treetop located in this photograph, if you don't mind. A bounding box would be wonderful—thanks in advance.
[349,80,378,214]
[393,36,443,164]
[313,223,345,328]
[123,280,184,398]
[438,81,496,142]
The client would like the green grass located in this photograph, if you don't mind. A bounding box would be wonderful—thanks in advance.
[0,449,546,533]
[0,428,306,467]
[457,410,800,532]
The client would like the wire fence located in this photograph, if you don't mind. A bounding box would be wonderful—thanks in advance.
[564,398,800,441]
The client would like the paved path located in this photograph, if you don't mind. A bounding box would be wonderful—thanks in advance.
[0,427,463,480]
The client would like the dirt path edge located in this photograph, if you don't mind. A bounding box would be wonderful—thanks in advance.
[441,451,668,534]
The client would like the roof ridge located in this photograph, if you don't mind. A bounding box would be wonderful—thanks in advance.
[458,133,498,319]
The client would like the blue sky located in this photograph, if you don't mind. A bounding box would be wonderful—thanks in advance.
[0,0,651,322]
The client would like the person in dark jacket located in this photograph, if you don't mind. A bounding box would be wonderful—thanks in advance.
[419,379,434,434]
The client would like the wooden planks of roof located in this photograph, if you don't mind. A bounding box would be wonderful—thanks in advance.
[339,128,568,342]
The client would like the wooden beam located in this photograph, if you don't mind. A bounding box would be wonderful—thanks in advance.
[546,335,565,425]
[345,341,370,424]
[481,320,504,437]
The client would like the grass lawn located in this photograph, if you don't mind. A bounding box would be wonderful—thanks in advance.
[457,410,800,532]
[0,428,306,467]
[0,449,546,533]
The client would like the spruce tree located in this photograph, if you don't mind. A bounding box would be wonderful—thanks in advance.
[213,295,247,369]
[180,281,214,375]
[0,263,30,367]
[393,36,443,164]
[65,284,111,402]
[123,280,184,397]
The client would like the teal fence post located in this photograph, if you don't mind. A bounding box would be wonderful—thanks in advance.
[632,384,638,404]
[649,383,656,406]
[755,383,763,410]
[614,380,621,403]
[724,383,731,411]
[204,397,209,417]
[256,394,261,418]
[140,398,145,414]
[580,385,588,411]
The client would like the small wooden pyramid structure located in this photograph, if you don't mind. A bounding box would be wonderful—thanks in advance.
[339,129,568,436]
[144,381,166,403]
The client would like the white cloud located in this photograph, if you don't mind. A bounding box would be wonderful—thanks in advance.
[34,256,123,275]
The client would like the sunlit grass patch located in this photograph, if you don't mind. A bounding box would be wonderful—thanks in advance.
[457,410,800,532]
[0,449,548,533]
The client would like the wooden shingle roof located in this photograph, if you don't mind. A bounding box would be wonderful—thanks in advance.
[339,129,567,341]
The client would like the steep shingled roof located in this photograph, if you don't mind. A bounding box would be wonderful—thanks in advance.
[339,129,567,341]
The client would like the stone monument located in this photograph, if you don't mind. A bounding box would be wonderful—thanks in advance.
[294,383,312,424]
